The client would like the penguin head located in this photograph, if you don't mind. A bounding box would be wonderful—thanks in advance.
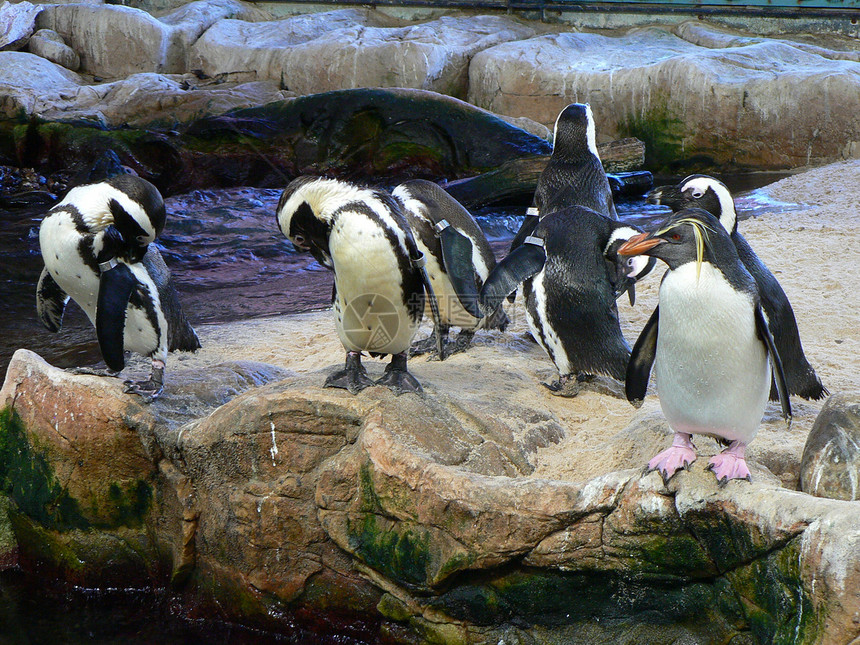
[646,175,737,234]
[276,176,334,268]
[617,208,723,274]
[99,176,165,264]
[552,103,599,161]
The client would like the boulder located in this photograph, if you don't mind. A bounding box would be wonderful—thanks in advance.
[0,51,82,118]
[27,28,79,71]
[0,0,41,51]
[468,22,860,170]
[190,11,537,98]
[34,0,266,78]
[801,394,860,501]
[2,323,859,643]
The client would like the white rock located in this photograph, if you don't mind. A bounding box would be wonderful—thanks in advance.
[28,28,80,71]
[0,0,41,51]
[468,23,860,169]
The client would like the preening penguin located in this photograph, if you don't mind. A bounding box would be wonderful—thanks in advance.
[510,103,618,252]
[392,179,508,358]
[36,174,200,401]
[647,174,826,401]
[276,176,436,395]
[481,206,647,394]
[618,208,792,485]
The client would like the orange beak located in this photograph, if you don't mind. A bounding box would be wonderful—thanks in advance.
[617,232,665,256]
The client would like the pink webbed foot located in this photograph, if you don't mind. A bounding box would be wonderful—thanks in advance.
[648,433,697,484]
[707,441,751,486]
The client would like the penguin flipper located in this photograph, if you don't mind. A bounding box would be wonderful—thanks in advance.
[96,263,137,372]
[36,267,70,333]
[508,214,540,253]
[438,226,483,320]
[480,242,546,311]
[755,304,792,424]
[626,306,659,404]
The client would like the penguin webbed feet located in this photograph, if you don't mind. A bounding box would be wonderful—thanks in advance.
[325,351,375,395]
[647,433,698,485]
[124,360,164,403]
[543,372,603,398]
[409,325,451,360]
[706,441,752,486]
[375,353,422,396]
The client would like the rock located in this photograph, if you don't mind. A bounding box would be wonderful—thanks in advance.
[468,21,860,170]
[2,338,860,643]
[801,393,860,501]
[0,493,15,568]
[27,28,80,71]
[0,0,41,51]
[35,0,266,78]
[0,51,81,118]
[190,11,537,98]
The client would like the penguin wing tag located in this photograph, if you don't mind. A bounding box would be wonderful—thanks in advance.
[755,304,792,425]
[508,213,541,253]
[36,267,70,333]
[626,306,659,405]
[438,226,483,320]
[480,242,546,311]
[96,262,137,372]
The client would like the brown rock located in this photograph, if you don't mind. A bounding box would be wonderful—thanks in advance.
[801,393,860,501]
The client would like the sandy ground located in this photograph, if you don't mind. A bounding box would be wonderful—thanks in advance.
[178,161,860,486]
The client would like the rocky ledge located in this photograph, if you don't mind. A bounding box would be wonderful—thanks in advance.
[1,333,858,643]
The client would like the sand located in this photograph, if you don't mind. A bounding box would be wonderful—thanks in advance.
[182,160,860,486]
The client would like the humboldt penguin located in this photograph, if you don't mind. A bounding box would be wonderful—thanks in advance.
[276,176,440,395]
[36,174,200,401]
[647,174,826,400]
[392,179,508,358]
[509,103,651,303]
[481,206,649,393]
[618,208,791,485]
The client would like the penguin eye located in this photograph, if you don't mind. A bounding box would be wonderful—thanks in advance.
[294,234,305,244]
[690,190,704,199]
[670,233,682,241]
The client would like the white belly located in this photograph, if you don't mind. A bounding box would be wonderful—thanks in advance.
[40,212,100,323]
[655,263,770,443]
[415,239,481,330]
[330,221,419,355]
[526,270,572,375]
[40,212,167,361]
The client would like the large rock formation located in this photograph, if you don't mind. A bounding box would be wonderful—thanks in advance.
[467,23,860,170]
[801,394,860,501]
[189,11,537,98]
[2,335,858,643]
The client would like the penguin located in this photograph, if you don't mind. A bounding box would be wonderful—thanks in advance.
[647,174,826,401]
[618,207,792,485]
[391,179,508,358]
[276,176,439,395]
[480,206,650,393]
[508,103,652,304]
[510,103,618,251]
[36,174,200,401]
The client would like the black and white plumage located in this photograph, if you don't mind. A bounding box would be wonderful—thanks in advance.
[276,176,434,395]
[618,208,791,485]
[510,103,618,251]
[36,174,200,400]
[392,179,508,358]
[481,206,648,393]
[647,174,826,401]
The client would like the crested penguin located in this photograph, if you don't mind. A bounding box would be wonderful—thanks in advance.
[36,174,200,401]
[276,176,438,395]
[481,206,649,394]
[392,179,508,358]
[618,208,791,485]
[647,174,826,401]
